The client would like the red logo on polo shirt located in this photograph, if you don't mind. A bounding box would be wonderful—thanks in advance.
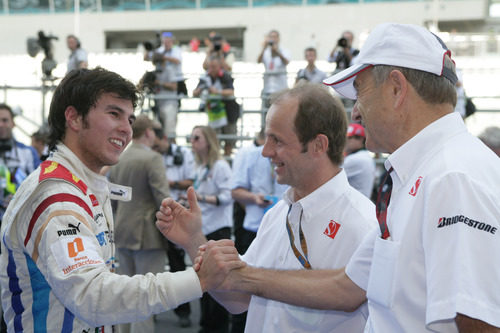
[324,220,341,240]
[409,176,423,196]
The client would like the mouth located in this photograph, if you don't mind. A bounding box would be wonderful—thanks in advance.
[109,138,125,148]
[272,161,285,172]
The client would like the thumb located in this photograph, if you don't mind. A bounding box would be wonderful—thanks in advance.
[187,186,201,215]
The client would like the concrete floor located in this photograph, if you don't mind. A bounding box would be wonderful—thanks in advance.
[154,299,202,333]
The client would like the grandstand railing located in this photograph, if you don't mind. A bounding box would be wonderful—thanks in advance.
[0,0,470,15]
[2,81,497,152]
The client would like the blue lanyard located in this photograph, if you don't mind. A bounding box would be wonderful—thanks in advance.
[193,166,209,190]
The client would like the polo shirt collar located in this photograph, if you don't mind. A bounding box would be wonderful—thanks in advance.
[284,169,349,222]
[386,112,466,185]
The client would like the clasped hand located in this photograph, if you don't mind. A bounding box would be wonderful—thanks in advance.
[155,186,245,292]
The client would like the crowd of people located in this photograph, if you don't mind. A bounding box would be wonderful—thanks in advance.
[0,22,499,333]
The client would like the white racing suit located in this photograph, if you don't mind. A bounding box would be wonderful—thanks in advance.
[0,144,202,332]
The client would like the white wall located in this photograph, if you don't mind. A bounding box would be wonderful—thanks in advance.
[0,0,488,63]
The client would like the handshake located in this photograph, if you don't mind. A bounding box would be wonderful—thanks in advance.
[155,187,247,294]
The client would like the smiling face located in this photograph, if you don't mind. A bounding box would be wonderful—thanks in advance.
[69,93,135,173]
[262,96,313,198]
[352,68,395,153]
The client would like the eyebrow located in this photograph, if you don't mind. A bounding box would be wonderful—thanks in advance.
[106,104,135,121]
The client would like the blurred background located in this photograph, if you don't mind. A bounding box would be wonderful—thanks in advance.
[0,0,499,147]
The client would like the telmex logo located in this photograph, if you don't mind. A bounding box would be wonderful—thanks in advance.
[68,237,84,258]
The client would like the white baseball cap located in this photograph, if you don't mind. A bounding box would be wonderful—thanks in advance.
[323,23,458,100]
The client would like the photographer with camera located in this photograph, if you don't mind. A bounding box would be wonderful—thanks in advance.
[144,31,182,75]
[295,47,327,85]
[203,32,234,72]
[142,32,183,138]
[257,29,291,109]
[155,66,179,139]
[193,57,240,157]
[328,30,359,72]
[144,32,187,108]
[66,34,88,73]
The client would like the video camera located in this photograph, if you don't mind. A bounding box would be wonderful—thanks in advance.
[27,30,59,78]
[38,31,59,57]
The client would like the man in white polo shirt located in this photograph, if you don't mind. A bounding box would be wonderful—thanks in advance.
[159,23,500,332]
[157,83,377,332]
[325,23,500,331]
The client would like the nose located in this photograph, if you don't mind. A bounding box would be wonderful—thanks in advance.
[120,119,133,139]
[261,138,274,158]
[351,101,361,122]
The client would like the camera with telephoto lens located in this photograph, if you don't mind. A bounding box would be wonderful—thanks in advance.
[26,31,58,78]
[143,32,163,70]
[337,37,348,48]
[143,32,162,51]
[197,81,209,111]
[172,146,184,166]
[210,34,223,52]
[143,41,154,51]
[0,139,12,154]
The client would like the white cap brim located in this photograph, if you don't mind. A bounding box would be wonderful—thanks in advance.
[323,64,372,100]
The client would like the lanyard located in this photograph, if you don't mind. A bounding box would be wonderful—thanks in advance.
[285,205,311,269]
[193,166,209,190]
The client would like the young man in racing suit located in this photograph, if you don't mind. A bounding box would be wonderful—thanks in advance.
[0,67,243,332]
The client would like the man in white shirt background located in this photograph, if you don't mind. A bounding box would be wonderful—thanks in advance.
[343,123,376,198]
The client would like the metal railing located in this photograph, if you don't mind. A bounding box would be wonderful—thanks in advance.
[2,78,499,149]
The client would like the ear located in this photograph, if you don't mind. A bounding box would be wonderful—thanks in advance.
[387,70,408,109]
[64,106,82,132]
[310,133,329,156]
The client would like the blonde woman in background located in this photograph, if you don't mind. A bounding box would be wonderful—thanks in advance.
[189,125,232,332]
